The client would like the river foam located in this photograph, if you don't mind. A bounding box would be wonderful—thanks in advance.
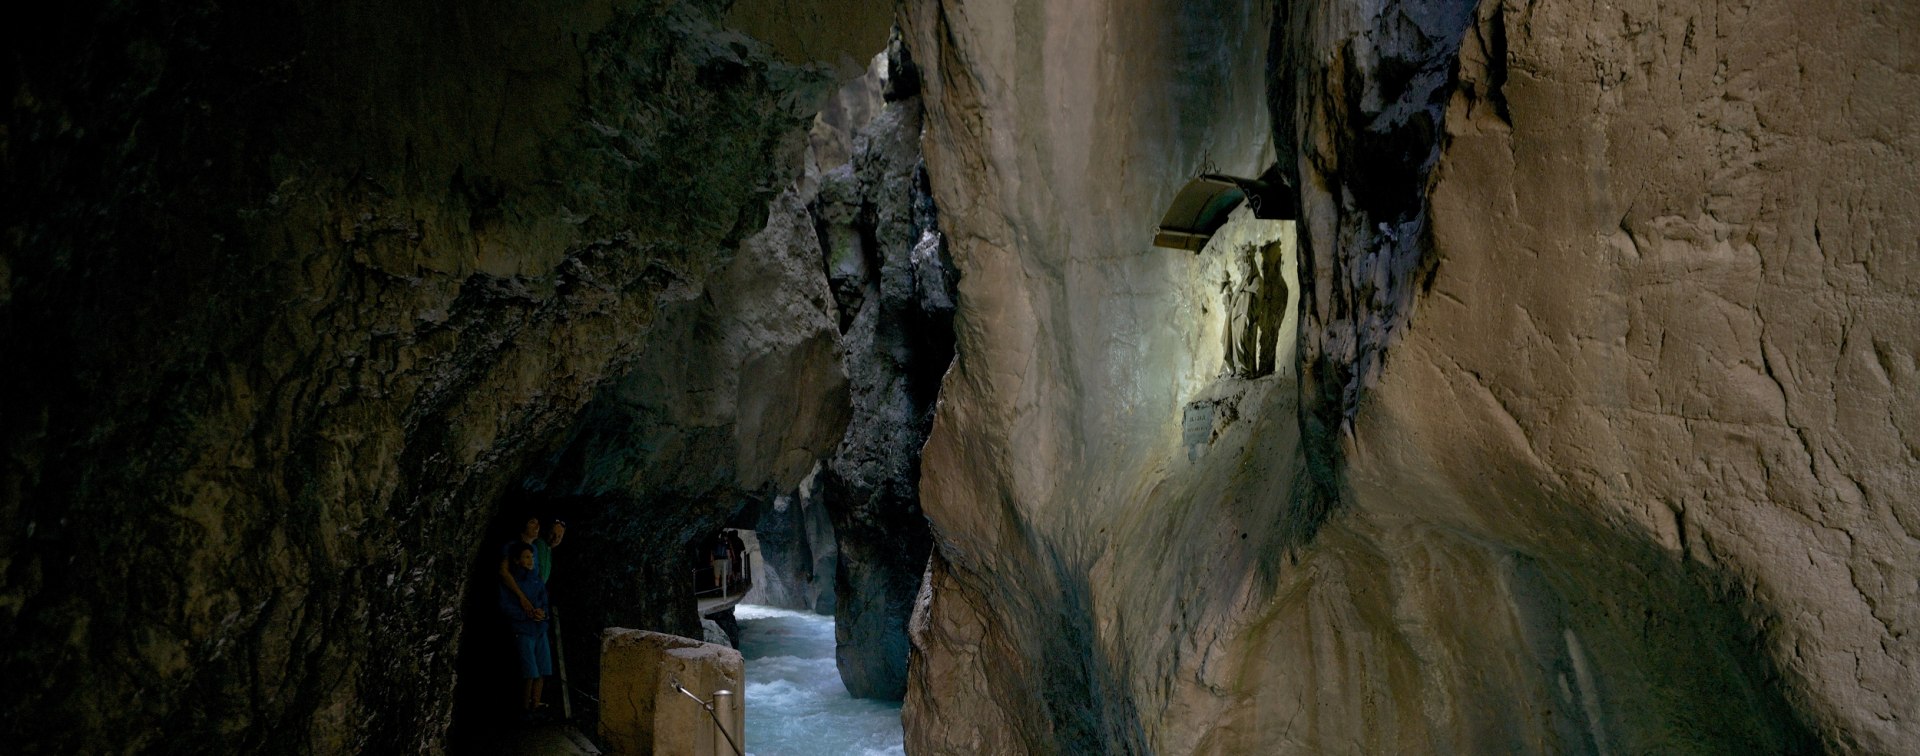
[736,604,905,756]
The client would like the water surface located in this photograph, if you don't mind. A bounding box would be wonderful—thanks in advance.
[736,604,905,756]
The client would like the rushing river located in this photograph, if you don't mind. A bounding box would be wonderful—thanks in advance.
[736,604,906,756]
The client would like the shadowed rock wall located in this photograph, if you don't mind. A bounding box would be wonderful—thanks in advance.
[813,35,955,701]
[0,0,886,751]
[744,469,839,614]
[480,181,853,740]
[902,0,1917,753]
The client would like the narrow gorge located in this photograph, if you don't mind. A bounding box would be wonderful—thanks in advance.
[4,0,1916,754]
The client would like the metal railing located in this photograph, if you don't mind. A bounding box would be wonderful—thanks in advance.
[691,567,731,598]
[690,555,752,598]
[670,678,744,756]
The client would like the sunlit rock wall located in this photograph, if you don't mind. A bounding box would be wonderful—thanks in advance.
[899,0,1282,750]
[903,0,1918,753]
[0,0,886,751]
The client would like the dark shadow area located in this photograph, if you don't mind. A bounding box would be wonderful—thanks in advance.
[1249,393,1827,751]
[447,490,735,753]
[949,542,1149,755]
[1268,0,1481,550]
[448,497,585,753]
[1033,548,1148,754]
[1513,496,1825,753]
[0,0,879,751]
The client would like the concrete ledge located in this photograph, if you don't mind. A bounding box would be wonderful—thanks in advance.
[599,628,745,756]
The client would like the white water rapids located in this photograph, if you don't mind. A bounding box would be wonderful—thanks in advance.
[735,604,905,756]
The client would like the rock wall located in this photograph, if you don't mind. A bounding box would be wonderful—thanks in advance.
[902,0,1918,753]
[490,181,852,737]
[517,35,950,711]
[0,1,886,751]
[745,469,839,614]
[899,0,1281,749]
[814,34,956,701]
[1314,0,1918,750]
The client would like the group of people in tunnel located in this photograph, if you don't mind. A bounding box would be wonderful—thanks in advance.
[496,513,568,722]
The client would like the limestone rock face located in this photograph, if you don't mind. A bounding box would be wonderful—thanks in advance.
[902,0,1918,753]
[814,38,955,701]
[797,50,888,203]
[0,0,886,752]
[701,619,732,648]
[899,0,1280,749]
[528,185,850,508]
[745,470,839,614]
[1319,0,1919,750]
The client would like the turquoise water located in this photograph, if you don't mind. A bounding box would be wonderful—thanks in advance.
[736,604,906,756]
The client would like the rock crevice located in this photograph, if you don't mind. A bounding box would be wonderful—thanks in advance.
[810,34,956,701]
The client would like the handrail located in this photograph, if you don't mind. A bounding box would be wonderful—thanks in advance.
[690,557,752,598]
[692,570,716,595]
[670,678,745,756]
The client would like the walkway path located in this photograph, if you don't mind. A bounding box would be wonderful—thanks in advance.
[698,586,750,617]
[500,722,602,755]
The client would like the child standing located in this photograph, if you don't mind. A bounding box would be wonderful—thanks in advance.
[499,542,552,720]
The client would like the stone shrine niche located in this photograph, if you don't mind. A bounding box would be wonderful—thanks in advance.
[1176,207,1299,462]
[1194,207,1297,382]
[1152,173,1300,380]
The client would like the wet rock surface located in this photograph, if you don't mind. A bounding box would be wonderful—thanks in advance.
[813,36,954,701]
[745,470,840,615]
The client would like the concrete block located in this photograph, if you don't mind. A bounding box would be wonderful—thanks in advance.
[599,628,745,755]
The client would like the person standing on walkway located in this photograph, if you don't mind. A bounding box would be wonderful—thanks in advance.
[726,529,747,587]
[541,517,573,720]
[498,542,551,721]
[498,513,550,616]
